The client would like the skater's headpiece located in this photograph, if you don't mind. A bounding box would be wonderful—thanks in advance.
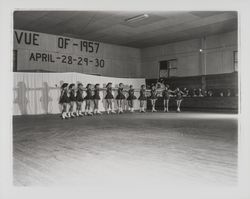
[86,83,91,88]
[106,82,112,87]
[95,83,100,88]
[61,83,68,89]
[77,83,83,87]
[69,83,75,89]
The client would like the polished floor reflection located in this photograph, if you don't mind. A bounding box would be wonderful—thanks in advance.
[13,112,237,186]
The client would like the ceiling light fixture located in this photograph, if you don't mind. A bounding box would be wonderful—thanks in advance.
[125,14,149,23]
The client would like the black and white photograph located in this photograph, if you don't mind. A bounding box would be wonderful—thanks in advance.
[1,1,250,199]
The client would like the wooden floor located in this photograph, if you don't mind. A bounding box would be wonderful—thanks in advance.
[13,111,238,187]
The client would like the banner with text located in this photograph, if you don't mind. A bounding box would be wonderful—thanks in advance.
[13,29,140,76]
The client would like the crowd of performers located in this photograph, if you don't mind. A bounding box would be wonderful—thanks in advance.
[59,82,186,119]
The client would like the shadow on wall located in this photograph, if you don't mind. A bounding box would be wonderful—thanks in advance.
[14,82,29,115]
[14,81,62,115]
[40,82,53,114]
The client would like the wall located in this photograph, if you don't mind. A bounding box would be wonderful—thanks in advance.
[13,29,141,78]
[205,31,237,75]
[140,31,237,79]
[14,30,238,79]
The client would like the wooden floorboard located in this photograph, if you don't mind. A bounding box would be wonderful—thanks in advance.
[13,112,238,186]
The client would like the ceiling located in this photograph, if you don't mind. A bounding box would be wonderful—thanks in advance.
[14,11,237,48]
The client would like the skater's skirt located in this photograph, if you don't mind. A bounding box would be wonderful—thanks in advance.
[76,96,84,102]
[163,95,171,100]
[84,95,93,100]
[116,94,126,100]
[69,96,77,102]
[59,97,70,104]
[149,96,157,100]
[138,96,147,100]
[127,95,137,100]
[105,93,114,99]
[93,95,101,100]
[175,96,183,100]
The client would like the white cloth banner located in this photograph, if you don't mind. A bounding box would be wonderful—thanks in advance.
[13,72,145,115]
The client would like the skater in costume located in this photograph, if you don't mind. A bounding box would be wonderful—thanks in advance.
[138,84,147,113]
[162,84,174,112]
[93,83,102,115]
[127,85,137,112]
[150,84,158,112]
[68,83,77,118]
[104,82,116,114]
[59,83,70,119]
[76,83,84,116]
[116,83,126,114]
[84,84,93,116]
[174,87,184,112]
